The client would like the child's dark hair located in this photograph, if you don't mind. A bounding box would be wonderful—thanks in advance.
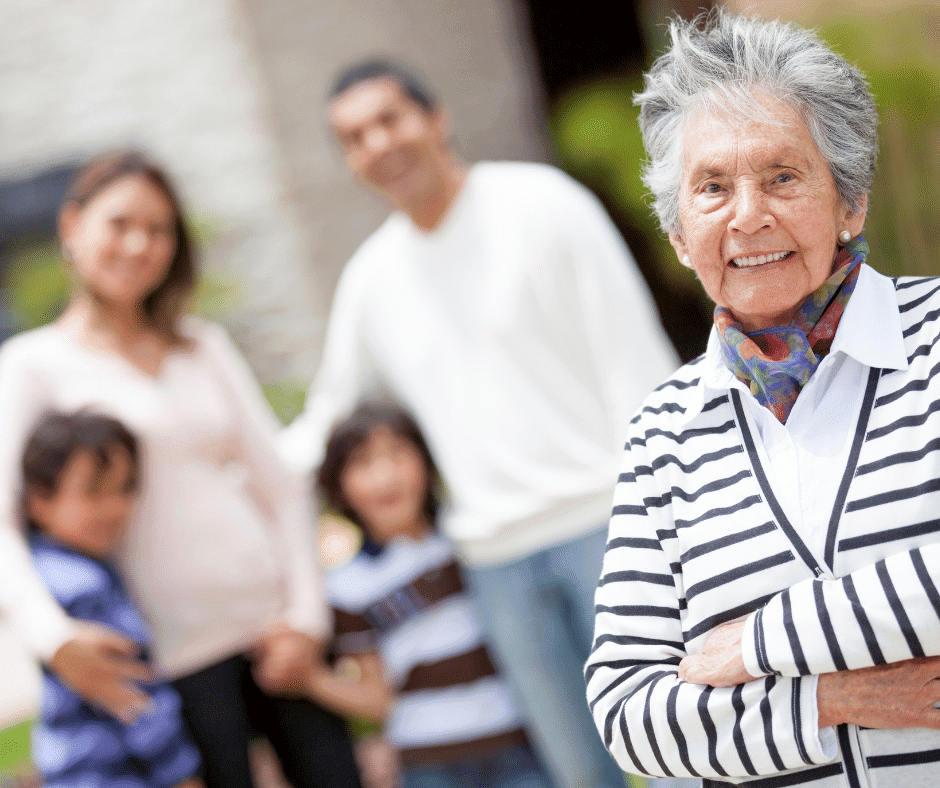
[22,411,140,532]
[317,401,441,532]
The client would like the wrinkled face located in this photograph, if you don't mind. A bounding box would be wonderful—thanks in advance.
[339,426,430,544]
[328,77,448,209]
[29,447,137,558]
[669,96,867,332]
[60,175,177,310]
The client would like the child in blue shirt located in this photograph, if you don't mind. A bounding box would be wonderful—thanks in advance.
[22,410,204,788]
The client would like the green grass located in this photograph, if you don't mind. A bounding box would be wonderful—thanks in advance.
[0,720,32,775]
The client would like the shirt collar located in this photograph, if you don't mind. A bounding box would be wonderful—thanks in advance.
[679,264,908,426]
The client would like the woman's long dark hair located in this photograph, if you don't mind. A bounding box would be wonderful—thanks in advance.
[317,401,441,535]
[61,150,196,340]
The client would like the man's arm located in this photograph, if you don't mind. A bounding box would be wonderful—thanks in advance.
[549,171,680,441]
[278,256,380,476]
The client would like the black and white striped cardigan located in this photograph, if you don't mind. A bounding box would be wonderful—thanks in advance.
[587,274,940,787]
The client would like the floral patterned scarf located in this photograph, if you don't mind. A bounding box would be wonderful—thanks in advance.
[715,235,868,423]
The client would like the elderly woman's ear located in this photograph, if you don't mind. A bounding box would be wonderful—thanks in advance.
[668,231,695,269]
[841,193,869,241]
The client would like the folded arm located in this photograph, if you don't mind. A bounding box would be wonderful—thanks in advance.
[587,435,833,779]
[682,544,940,687]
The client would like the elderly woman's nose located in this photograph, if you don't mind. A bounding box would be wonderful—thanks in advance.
[729,185,774,234]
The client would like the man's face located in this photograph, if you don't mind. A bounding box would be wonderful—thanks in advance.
[328,77,448,209]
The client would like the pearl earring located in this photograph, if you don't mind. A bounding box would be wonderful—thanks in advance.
[839,230,852,244]
[682,254,692,268]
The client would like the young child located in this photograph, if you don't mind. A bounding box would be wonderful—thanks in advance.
[22,411,204,788]
[307,401,551,788]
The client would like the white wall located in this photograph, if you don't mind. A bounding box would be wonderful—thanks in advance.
[0,0,319,382]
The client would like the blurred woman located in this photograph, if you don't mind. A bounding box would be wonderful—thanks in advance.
[0,151,361,788]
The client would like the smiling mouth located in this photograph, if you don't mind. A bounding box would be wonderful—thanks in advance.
[375,153,416,184]
[729,250,794,268]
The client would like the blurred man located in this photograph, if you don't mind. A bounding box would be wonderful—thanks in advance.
[279,61,682,788]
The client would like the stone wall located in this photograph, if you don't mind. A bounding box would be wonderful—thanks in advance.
[0,0,315,382]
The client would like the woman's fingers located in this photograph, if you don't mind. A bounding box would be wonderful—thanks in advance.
[47,621,153,723]
[680,620,756,687]
[252,624,322,694]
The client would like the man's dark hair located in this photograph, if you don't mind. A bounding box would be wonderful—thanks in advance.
[317,400,441,535]
[328,59,437,112]
[22,411,140,532]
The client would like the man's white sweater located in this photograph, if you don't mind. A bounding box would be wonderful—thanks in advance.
[279,161,679,565]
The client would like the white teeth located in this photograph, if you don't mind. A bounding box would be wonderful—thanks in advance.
[731,250,790,267]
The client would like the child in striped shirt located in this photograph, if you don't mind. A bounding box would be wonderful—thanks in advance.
[304,401,551,788]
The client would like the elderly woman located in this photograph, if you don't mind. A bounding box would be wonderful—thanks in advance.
[587,10,940,787]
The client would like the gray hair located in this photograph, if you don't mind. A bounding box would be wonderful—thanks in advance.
[636,9,878,235]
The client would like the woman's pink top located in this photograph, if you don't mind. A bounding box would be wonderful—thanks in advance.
[0,317,326,677]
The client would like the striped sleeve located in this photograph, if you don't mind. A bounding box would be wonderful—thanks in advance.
[128,683,202,788]
[587,425,833,779]
[744,545,940,677]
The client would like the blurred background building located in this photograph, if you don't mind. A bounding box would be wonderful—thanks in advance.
[0,0,551,390]
[1,0,938,768]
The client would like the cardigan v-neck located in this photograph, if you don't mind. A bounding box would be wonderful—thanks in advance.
[695,265,908,560]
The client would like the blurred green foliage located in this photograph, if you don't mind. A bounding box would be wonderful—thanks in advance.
[550,6,940,308]
[2,238,70,330]
[262,381,307,425]
[552,72,686,288]
[818,11,940,278]
[0,720,33,779]
[2,217,241,333]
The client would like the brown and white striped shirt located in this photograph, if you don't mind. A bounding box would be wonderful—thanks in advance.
[328,532,528,768]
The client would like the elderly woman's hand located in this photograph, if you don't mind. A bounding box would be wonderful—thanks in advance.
[679,619,758,687]
[681,624,940,730]
[818,657,940,730]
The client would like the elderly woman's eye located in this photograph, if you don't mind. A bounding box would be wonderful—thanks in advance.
[775,172,795,184]
[703,183,723,194]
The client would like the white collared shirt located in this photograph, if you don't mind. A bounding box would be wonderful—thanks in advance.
[690,264,908,558]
